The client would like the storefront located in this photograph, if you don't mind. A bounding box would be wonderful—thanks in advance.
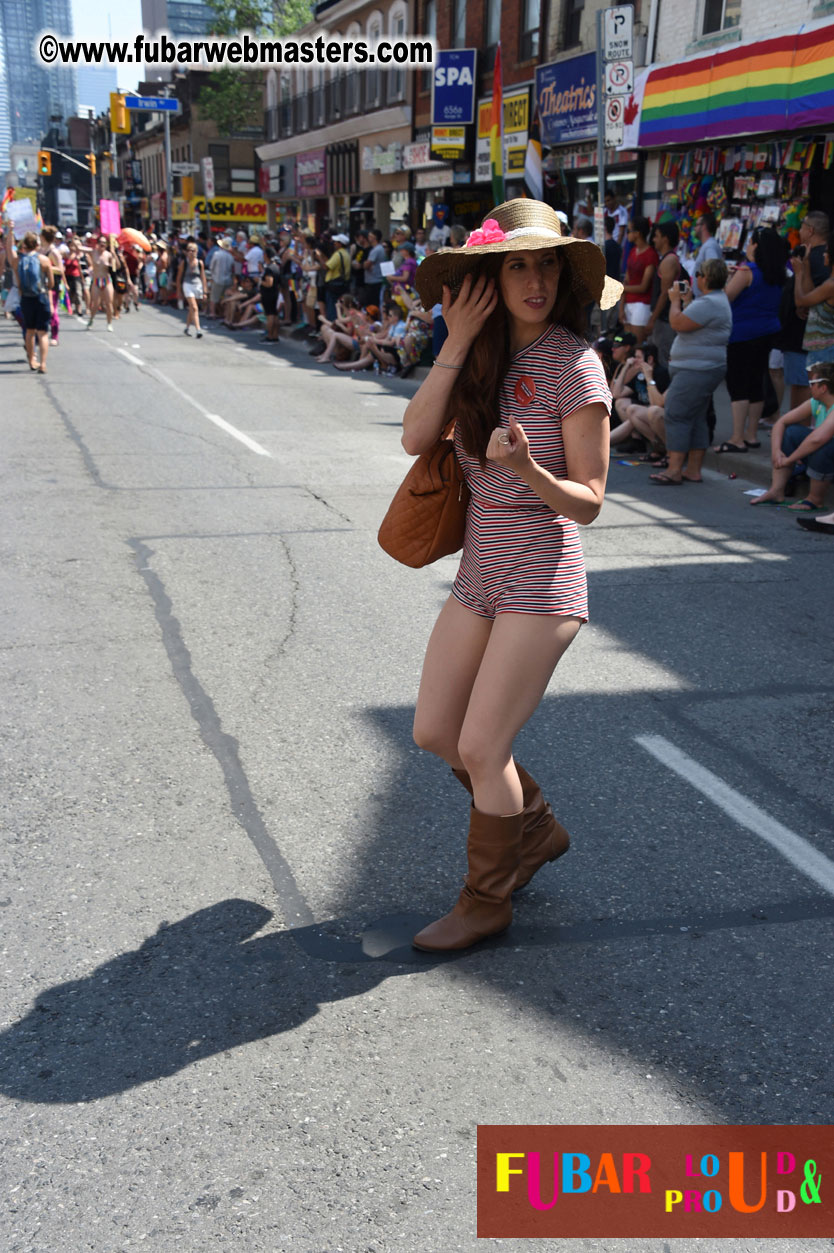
[359,125,411,233]
[629,22,834,255]
[170,194,269,235]
[296,148,328,233]
[260,157,299,229]
[326,141,360,230]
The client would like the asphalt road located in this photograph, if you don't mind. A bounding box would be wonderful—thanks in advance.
[1,304,833,1253]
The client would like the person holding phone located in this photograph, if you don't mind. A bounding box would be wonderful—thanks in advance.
[401,200,621,952]
[650,257,732,484]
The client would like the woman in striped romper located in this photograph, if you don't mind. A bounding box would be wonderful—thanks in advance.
[403,200,621,952]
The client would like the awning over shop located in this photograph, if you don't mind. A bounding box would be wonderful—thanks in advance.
[639,20,834,148]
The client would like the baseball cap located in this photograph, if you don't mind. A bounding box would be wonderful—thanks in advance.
[332,233,349,244]
[612,332,637,347]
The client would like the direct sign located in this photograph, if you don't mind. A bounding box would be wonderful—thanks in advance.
[201,157,215,199]
[603,5,633,61]
[171,162,199,175]
[432,49,477,125]
[431,126,467,160]
[124,94,180,112]
[605,59,634,96]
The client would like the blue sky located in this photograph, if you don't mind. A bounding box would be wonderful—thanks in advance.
[72,0,145,92]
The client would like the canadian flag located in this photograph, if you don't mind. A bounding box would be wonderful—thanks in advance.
[620,65,653,150]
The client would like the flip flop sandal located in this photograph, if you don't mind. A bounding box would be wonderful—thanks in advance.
[779,499,825,512]
[744,440,762,448]
[646,456,669,469]
[649,473,684,485]
[713,441,747,453]
[749,496,783,506]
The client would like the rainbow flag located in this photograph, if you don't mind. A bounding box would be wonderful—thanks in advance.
[0,187,14,213]
[639,24,834,147]
[490,43,504,205]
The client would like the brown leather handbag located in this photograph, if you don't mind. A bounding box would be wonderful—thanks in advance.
[378,422,470,568]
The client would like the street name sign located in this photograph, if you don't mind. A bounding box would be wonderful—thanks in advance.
[124,95,180,112]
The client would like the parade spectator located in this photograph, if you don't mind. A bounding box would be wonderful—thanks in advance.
[778,216,830,409]
[363,228,388,307]
[793,229,834,368]
[314,295,370,363]
[609,343,670,455]
[572,216,594,240]
[620,216,659,344]
[714,226,787,452]
[692,212,722,287]
[388,240,418,291]
[208,237,234,318]
[324,233,351,319]
[176,241,206,339]
[259,246,283,342]
[751,360,834,511]
[604,188,628,247]
[650,256,732,484]
[600,217,622,333]
[646,220,681,368]
[350,229,370,299]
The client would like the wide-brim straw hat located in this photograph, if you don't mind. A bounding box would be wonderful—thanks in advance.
[415,198,623,311]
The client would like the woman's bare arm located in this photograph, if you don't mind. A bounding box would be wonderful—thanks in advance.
[401,274,497,456]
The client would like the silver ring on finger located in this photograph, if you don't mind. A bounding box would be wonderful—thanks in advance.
[498,435,510,445]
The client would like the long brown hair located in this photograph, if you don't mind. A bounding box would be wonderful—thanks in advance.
[452,252,587,465]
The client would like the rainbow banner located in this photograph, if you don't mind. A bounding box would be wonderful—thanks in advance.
[639,24,834,148]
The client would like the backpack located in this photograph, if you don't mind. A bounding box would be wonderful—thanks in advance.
[19,252,43,297]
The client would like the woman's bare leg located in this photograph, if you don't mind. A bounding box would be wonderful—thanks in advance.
[457,613,581,816]
[413,595,495,769]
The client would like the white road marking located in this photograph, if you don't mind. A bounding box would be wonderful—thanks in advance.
[636,734,834,896]
[148,366,272,457]
[117,347,144,366]
[101,337,272,458]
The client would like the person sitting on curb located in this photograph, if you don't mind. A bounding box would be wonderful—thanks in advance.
[751,360,834,512]
[609,343,669,459]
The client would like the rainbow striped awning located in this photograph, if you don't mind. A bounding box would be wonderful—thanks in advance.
[639,23,834,147]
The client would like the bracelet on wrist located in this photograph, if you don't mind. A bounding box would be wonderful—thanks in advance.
[433,359,464,371]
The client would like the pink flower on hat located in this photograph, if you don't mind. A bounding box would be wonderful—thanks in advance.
[465,219,506,248]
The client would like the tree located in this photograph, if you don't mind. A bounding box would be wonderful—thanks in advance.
[199,0,314,135]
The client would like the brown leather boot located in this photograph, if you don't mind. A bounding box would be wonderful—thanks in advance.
[412,806,524,952]
[451,764,569,891]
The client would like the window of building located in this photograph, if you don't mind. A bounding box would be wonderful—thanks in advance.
[520,0,540,60]
[312,68,325,126]
[563,0,583,47]
[280,74,292,137]
[298,75,310,131]
[484,0,501,68]
[389,3,407,100]
[702,0,741,33]
[208,143,229,192]
[366,13,382,107]
[345,24,361,112]
[422,0,436,93]
[452,0,467,47]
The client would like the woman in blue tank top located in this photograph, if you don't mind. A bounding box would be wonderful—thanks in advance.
[713,227,787,452]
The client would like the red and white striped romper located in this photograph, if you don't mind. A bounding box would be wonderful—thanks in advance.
[452,323,611,623]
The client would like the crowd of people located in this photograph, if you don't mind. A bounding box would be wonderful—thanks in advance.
[3,195,834,533]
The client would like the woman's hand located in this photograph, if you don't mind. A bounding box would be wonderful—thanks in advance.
[486,414,531,472]
[773,449,790,469]
[441,273,497,354]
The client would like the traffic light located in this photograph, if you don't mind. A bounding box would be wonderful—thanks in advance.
[38,150,52,177]
[110,93,130,135]
[87,153,97,176]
